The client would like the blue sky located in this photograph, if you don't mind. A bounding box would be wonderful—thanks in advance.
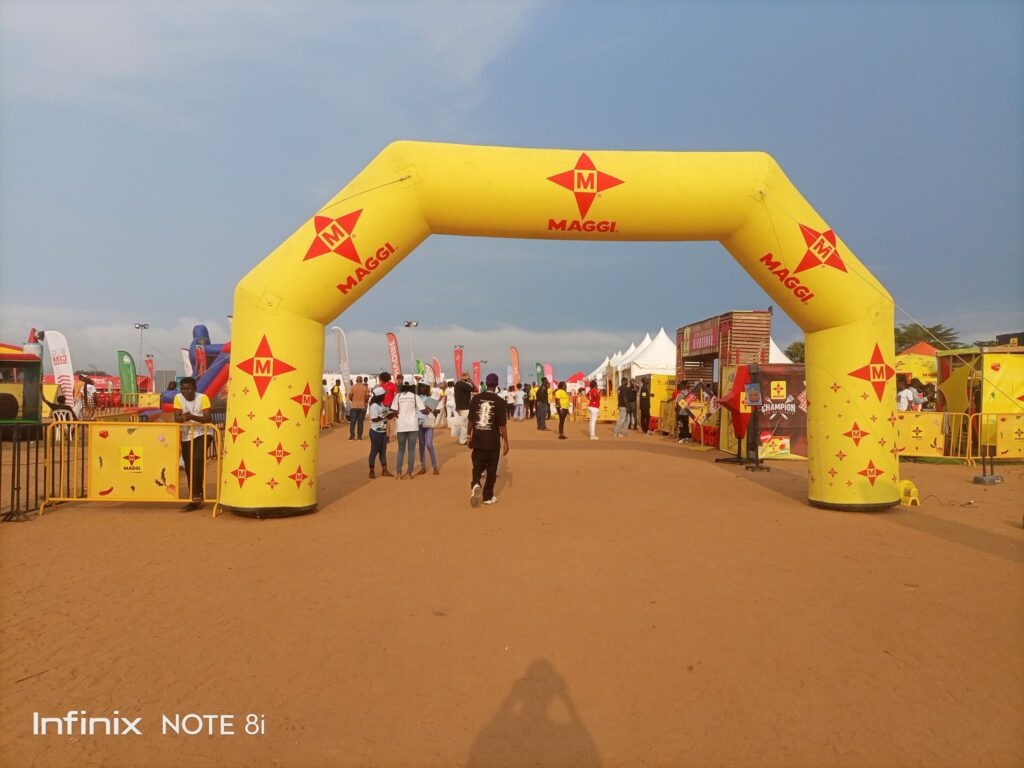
[1,0,1022,379]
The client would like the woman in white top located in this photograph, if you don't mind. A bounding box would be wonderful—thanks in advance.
[416,382,440,475]
[394,382,425,479]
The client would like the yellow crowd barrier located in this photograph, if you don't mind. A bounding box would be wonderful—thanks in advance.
[969,412,1024,462]
[893,411,1024,464]
[39,420,222,518]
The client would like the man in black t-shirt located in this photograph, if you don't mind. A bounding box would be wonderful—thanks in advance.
[535,378,550,430]
[638,379,653,434]
[467,372,509,507]
[453,372,475,445]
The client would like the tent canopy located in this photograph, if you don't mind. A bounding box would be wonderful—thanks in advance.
[626,328,676,378]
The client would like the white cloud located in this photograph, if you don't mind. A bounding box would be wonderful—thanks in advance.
[0,303,229,373]
[0,0,543,124]
[1,302,641,378]
[325,323,647,378]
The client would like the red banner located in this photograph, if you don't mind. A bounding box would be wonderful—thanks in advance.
[510,346,521,386]
[144,357,155,393]
[543,363,554,385]
[472,361,481,390]
[195,345,208,377]
[386,333,402,378]
[432,357,442,381]
[454,347,464,379]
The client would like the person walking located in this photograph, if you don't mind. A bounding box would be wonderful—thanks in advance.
[348,376,369,440]
[367,386,394,478]
[513,384,525,421]
[586,379,602,440]
[173,376,213,511]
[554,381,570,439]
[525,383,535,419]
[638,378,653,434]
[394,381,423,479]
[535,378,550,430]
[416,382,440,475]
[453,372,475,445]
[468,373,509,507]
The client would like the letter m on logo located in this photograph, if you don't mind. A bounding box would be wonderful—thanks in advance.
[575,171,596,191]
[870,364,887,381]
[254,358,273,376]
[321,223,348,247]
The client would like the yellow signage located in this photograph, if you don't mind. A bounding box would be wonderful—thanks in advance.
[89,424,180,501]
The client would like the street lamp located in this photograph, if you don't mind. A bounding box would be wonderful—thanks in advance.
[403,320,418,375]
[133,323,149,368]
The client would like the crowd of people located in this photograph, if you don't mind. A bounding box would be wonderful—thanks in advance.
[322,370,703,507]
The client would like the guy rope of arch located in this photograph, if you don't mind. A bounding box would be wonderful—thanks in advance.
[220,142,900,517]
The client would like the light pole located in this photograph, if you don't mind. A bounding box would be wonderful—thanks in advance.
[133,323,149,368]
[403,320,418,375]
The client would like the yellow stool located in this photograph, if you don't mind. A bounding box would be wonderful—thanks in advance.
[899,480,920,507]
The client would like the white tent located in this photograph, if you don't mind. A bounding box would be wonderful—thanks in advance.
[607,349,625,369]
[769,337,793,364]
[616,333,653,371]
[625,327,676,378]
[587,356,610,382]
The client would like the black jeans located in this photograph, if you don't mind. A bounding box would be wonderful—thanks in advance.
[677,410,691,440]
[627,405,637,429]
[181,435,207,500]
[557,408,568,435]
[471,447,500,501]
[640,409,651,433]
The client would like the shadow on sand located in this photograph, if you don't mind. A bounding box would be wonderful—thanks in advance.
[467,658,602,768]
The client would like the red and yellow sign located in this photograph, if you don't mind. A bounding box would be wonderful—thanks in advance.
[88,423,180,501]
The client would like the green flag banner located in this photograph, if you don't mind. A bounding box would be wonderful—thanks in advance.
[535,363,543,385]
[117,350,139,406]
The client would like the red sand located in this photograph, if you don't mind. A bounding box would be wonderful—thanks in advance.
[2,419,1022,767]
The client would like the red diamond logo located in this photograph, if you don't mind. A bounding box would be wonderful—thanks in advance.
[227,418,245,444]
[236,336,296,399]
[290,383,318,417]
[269,409,289,429]
[268,442,291,465]
[231,460,255,488]
[858,459,883,486]
[848,344,895,401]
[304,209,363,263]
[844,422,869,446]
[795,224,847,274]
[122,449,141,467]
[548,153,623,218]
[288,465,308,489]
[266,477,279,490]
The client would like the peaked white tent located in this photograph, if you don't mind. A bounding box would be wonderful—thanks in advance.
[625,328,676,378]
[587,356,610,383]
[769,337,793,364]
[616,333,653,371]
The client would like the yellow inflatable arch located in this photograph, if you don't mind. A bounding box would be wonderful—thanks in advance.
[222,142,898,516]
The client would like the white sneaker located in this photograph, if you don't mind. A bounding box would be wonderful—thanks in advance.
[470,484,482,507]
[590,435,599,440]
[678,439,686,443]
[483,496,498,506]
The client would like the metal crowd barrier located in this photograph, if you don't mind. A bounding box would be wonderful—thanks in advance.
[968,412,1024,463]
[894,411,1024,464]
[1,423,45,522]
[39,420,223,518]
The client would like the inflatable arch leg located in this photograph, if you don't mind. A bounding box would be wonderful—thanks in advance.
[221,142,898,517]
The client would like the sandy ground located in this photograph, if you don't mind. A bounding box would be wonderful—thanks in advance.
[1,417,1022,768]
